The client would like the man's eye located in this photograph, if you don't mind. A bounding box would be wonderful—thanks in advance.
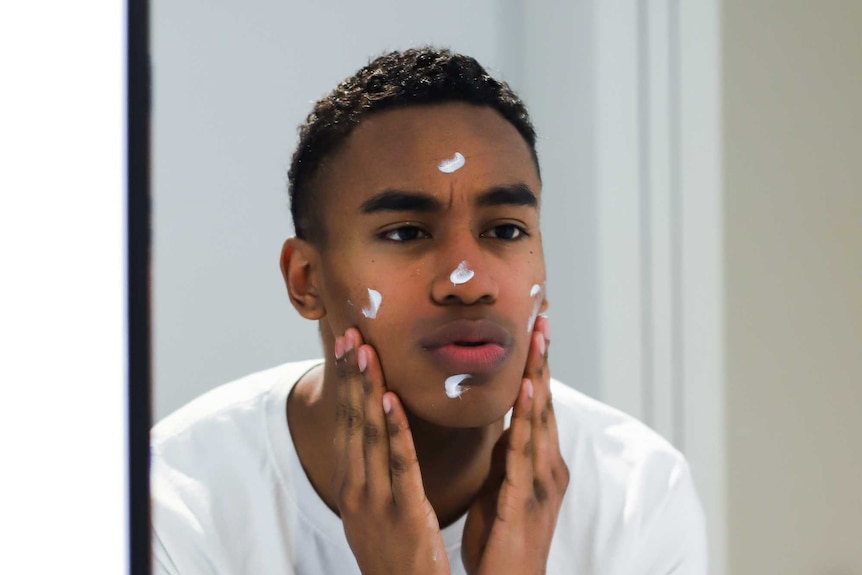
[483,224,525,240]
[382,226,428,242]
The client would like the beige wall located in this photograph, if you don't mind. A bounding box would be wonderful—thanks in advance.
[724,1,862,573]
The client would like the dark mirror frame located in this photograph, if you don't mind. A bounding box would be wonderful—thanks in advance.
[129,0,152,572]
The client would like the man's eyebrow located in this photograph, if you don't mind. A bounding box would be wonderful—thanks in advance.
[359,190,442,214]
[475,184,538,208]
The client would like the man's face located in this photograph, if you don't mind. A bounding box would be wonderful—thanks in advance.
[314,102,546,427]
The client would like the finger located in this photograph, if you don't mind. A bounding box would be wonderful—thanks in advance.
[525,316,551,421]
[523,324,549,438]
[523,316,549,385]
[481,427,509,494]
[527,317,564,491]
[504,378,535,497]
[331,334,348,486]
[382,391,426,508]
[358,343,391,501]
[335,328,367,493]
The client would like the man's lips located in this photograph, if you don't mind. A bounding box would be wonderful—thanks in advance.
[430,342,509,373]
[419,319,513,374]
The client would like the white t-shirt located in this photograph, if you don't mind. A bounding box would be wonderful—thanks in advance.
[152,360,707,574]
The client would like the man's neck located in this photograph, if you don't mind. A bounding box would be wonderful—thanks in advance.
[407,409,503,527]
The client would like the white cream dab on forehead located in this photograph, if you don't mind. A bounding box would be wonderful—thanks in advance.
[438,152,465,173]
[361,288,382,319]
[449,261,474,285]
[445,374,472,398]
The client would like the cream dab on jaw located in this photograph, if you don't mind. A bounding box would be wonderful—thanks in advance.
[438,151,466,173]
[527,283,544,332]
[361,288,382,319]
[445,374,472,398]
[449,261,474,285]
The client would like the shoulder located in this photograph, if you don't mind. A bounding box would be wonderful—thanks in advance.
[549,379,687,478]
[150,360,323,573]
[547,380,707,571]
[548,380,695,507]
[151,359,321,449]
[150,359,322,491]
[551,380,685,468]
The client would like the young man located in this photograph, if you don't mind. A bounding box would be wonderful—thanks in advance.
[151,48,707,574]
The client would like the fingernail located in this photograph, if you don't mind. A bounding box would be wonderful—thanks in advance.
[382,394,392,414]
[540,316,550,342]
[343,331,354,355]
[334,337,344,359]
[357,347,367,372]
[537,333,546,357]
[525,378,534,399]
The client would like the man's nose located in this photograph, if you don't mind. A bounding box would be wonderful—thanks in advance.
[429,237,499,306]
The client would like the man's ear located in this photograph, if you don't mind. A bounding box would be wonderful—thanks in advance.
[280,237,325,320]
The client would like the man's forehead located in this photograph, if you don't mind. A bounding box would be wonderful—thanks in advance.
[358,106,522,159]
[319,105,538,197]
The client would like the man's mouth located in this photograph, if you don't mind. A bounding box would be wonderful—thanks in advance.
[430,342,509,372]
[419,319,513,374]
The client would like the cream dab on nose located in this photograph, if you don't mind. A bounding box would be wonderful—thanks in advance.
[361,288,382,319]
[450,261,474,285]
[437,151,465,173]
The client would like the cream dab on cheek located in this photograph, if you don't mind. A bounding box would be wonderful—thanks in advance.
[527,283,544,333]
[444,374,472,398]
[450,261,475,285]
[437,151,465,173]
[361,288,383,319]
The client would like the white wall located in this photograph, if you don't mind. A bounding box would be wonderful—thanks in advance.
[724,1,862,572]
[589,4,726,572]
[151,0,601,420]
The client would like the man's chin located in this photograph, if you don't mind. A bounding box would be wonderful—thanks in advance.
[397,385,518,429]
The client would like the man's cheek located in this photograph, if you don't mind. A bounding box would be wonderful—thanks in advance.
[345,285,395,354]
[338,284,384,324]
[354,286,380,320]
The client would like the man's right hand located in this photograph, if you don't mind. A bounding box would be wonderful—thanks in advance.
[332,328,451,575]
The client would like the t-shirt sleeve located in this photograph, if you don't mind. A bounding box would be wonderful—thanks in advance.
[634,461,708,574]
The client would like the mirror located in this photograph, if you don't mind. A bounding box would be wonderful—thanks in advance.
[146,2,862,574]
[147,2,724,574]
[151,0,598,421]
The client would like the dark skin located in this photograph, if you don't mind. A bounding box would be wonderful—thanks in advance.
[281,103,569,574]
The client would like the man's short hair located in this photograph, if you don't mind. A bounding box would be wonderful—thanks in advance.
[287,46,539,244]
